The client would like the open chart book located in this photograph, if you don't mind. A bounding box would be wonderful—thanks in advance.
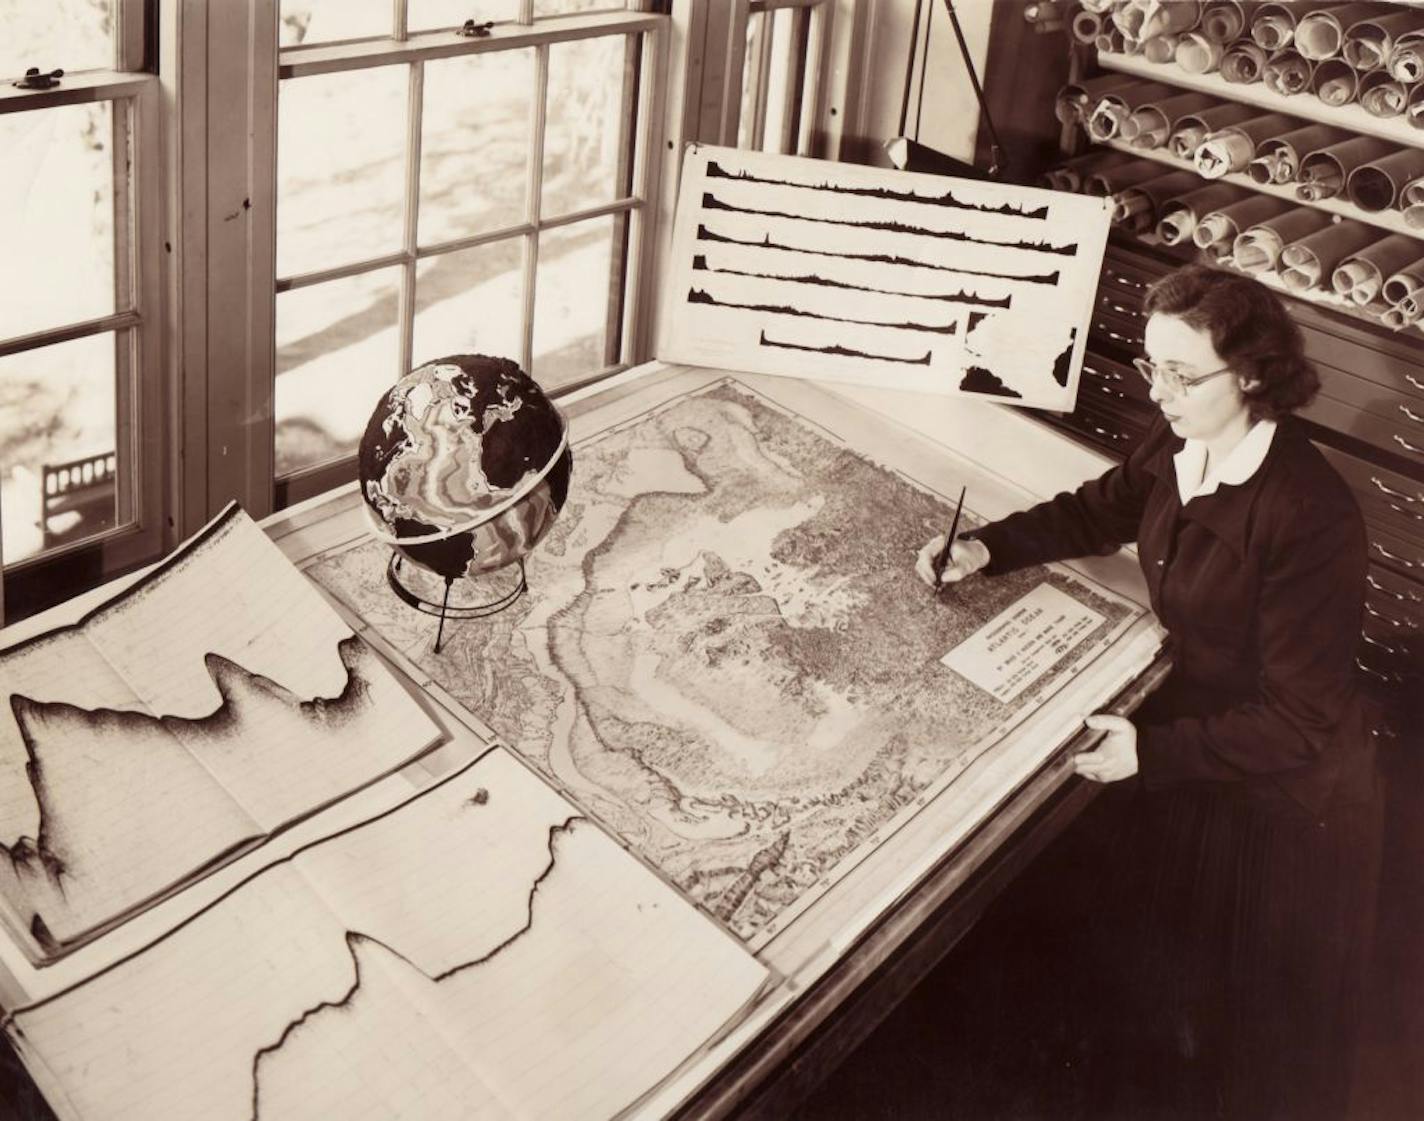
[0,507,771,1121]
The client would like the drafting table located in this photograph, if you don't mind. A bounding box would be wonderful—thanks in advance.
[0,360,1165,1121]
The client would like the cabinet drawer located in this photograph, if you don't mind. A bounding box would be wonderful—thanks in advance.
[1316,443,1424,542]
[1099,253,1159,303]
[1365,523,1424,580]
[1082,351,1151,406]
[1090,310,1147,355]
[1095,286,1146,324]
[1366,565,1424,610]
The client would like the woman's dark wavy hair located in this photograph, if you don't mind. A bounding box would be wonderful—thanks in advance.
[1143,264,1318,421]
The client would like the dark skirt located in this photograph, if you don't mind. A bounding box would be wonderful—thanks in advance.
[1083,776,1383,1121]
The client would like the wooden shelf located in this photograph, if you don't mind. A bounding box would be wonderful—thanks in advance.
[1097,137,1424,239]
[1098,51,1424,149]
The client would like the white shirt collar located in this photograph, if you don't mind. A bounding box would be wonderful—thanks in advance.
[1173,419,1277,504]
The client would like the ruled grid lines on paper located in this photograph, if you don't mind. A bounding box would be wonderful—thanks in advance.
[0,504,444,962]
[5,749,770,1121]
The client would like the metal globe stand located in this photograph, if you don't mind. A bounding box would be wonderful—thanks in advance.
[386,553,528,654]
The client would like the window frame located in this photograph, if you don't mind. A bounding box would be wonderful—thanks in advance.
[0,38,168,624]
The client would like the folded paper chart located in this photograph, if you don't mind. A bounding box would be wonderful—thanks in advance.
[0,505,443,962]
[308,377,1147,947]
[656,145,1112,410]
[4,748,769,1121]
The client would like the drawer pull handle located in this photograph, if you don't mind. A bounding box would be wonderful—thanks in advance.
[1355,657,1395,683]
[1361,632,1402,655]
[1386,501,1424,521]
[1392,434,1424,456]
[1401,404,1424,425]
[1371,541,1418,568]
[1407,373,1424,393]
[1366,574,1422,602]
[1365,602,1417,629]
[1097,385,1126,399]
[1370,476,1420,503]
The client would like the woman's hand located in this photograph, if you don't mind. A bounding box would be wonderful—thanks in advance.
[915,535,991,588]
[1073,714,1139,783]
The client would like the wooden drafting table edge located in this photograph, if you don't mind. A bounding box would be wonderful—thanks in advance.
[669,651,1174,1121]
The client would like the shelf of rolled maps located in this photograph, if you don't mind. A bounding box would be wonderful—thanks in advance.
[1022,0,1424,734]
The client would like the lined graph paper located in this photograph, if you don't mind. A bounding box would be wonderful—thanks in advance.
[6,749,770,1121]
[0,505,443,960]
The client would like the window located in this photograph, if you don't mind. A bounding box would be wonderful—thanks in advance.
[0,1,164,620]
[270,3,666,506]
[737,0,827,155]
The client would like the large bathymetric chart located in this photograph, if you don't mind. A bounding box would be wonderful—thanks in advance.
[658,145,1112,410]
[4,749,768,1121]
[0,507,443,962]
[308,379,1146,944]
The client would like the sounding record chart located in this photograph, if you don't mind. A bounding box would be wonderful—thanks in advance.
[4,749,768,1121]
[307,378,1146,945]
[658,145,1113,409]
[0,506,443,961]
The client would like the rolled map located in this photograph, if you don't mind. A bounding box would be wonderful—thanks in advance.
[1278,221,1382,291]
[1330,233,1424,304]
[1113,0,1203,48]
[1408,81,1424,130]
[1055,71,1139,126]
[1346,147,1424,211]
[1194,112,1300,178]
[1251,2,1305,51]
[1085,156,1181,196]
[1037,149,1142,193]
[1382,254,1424,304]
[1200,1,1262,44]
[1342,9,1424,72]
[1248,122,1351,184]
[1111,169,1205,233]
[1169,101,1262,157]
[1087,80,1179,141]
[1221,39,1271,82]
[1389,29,1424,82]
[1358,69,1412,118]
[1297,135,1395,200]
[1401,175,1424,228]
[1096,26,1129,54]
[1232,207,1335,271]
[1071,7,1106,45]
[1193,194,1295,259]
[1311,58,1361,106]
[1176,30,1226,73]
[1263,47,1316,95]
[1157,182,1255,244]
[1120,89,1218,147]
[1296,4,1381,62]
[1144,33,1182,64]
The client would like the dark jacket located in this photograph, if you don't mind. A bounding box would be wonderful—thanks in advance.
[971,415,1372,818]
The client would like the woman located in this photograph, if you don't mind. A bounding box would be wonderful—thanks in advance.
[916,264,1380,1121]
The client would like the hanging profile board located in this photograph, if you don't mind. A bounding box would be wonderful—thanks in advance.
[657,144,1112,411]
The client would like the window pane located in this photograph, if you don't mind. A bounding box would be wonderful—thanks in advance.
[413,239,526,370]
[532,215,625,391]
[419,50,534,247]
[275,268,403,476]
[763,9,802,154]
[408,0,520,32]
[0,102,116,340]
[1,0,114,79]
[278,68,408,278]
[737,10,767,151]
[1,334,118,565]
[279,0,392,47]
[542,34,631,220]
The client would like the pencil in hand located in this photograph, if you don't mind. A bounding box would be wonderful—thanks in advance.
[931,485,967,595]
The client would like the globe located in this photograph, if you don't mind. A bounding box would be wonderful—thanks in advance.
[358,354,572,587]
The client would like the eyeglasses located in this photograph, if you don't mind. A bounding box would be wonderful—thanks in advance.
[1132,357,1234,395]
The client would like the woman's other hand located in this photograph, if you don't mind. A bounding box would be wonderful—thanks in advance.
[1073,714,1139,783]
[915,536,991,588]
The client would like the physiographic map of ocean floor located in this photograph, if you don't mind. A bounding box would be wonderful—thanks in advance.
[307,378,1144,944]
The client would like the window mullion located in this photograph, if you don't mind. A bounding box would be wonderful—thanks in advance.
[625,23,668,365]
[521,42,550,376]
[399,61,425,377]
[751,9,775,149]
[393,0,409,40]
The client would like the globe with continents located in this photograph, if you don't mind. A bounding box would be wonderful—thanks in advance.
[358,354,572,584]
